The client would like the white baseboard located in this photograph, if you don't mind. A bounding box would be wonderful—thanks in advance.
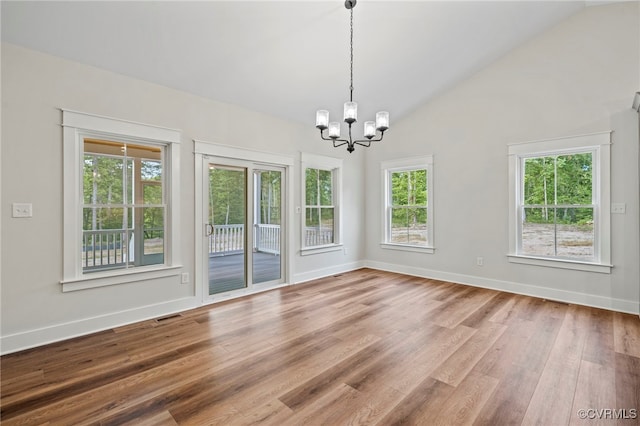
[365,260,639,315]
[293,260,366,285]
[1,297,198,355]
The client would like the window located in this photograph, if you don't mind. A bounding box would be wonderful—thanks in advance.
[381,156,434,253]
[62,110,182,290]
[301,153,342,254]
[508,132,611,273]
[83,140,165,271]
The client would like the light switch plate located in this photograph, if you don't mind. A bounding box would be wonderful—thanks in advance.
[611,203,626,214]
[12,203,33,218]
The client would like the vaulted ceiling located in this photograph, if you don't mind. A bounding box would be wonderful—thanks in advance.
[3,1,600,127]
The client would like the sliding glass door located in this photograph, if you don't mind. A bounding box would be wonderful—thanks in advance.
[253,168,282,285]
[203,158,285,299]
[207,165,247,295]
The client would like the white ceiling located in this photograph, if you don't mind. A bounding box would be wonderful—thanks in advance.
[2,1,595,127]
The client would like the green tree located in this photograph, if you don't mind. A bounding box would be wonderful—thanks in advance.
[390,169,427,228]
[209,168,246,225]
[523,153,592,225]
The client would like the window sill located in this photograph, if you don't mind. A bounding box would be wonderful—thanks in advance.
[381,243,435,254]
[507,255,611,274]
[61,265,183,292]
[300,244,343,256]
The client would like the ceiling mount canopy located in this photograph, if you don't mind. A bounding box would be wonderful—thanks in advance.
[315,0,389,154]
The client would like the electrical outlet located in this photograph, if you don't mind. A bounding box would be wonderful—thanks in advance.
[344,247,349,255]
[12,203,33,218]
[476,257,484,266]
[181,272,189,284]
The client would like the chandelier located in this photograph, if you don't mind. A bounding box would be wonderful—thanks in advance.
[315,0,389,153]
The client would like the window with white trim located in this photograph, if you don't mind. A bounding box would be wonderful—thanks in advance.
[381,156,434,253]
[508,132,611,273]
[301,153,342,254]
[62,110,182,290]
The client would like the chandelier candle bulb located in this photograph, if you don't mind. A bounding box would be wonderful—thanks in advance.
[364,121,376,139]
[316,110,329,130]
[328,122,341,139]
[376,111,389,131]
[344,102,357,123]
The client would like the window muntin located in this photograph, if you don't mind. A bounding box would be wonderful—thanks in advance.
[304,167,335,247]
[82,139,166,272]
[388,169,428,245]
[519,151,595,261]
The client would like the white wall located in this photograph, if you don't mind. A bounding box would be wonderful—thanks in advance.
[0,43,366,353]
[365,2,640,314]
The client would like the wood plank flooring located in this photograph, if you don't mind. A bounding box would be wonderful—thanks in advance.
[1,268,639,425]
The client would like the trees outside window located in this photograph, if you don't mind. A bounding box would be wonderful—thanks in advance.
[82,140,165,270]
[304,167,335,247]
[521,152,594,259]
[381,156,434,252]
[389,169,428,245]
[300,153,342,254]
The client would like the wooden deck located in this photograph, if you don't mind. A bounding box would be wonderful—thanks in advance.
[2,269,639,425]
[209,251,281,294]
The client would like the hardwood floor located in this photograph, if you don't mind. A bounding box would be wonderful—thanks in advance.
[1,268,639,425]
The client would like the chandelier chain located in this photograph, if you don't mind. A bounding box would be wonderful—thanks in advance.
[349,7,354,102]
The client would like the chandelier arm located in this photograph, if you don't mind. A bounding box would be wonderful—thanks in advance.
[318,129,350,147]
[353,130,386,146]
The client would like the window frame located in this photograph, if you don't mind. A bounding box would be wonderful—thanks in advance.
[508,132,612,273]
[300,152,342,255]
[62,110,182,291]
[381,156,434,254]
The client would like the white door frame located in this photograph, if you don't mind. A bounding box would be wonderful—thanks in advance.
[194,140,295,304]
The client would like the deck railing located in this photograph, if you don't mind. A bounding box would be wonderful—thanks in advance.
[85,224,335,265]
[255,224,280,255]
[305,226,334,246]
[208,224,282,255]
[209,224,245,255]
[82,229,132,269]
[207,224,332,254]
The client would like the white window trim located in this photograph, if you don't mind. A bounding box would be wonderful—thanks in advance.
[380,155,434,253]
[507,131,612,274]
[61,109,182,291]
[300,152,343,255]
